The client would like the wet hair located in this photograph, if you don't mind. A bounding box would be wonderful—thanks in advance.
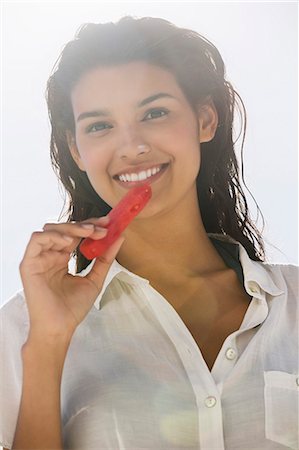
[46,16,266,272]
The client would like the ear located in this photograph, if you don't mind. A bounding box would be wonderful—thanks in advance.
[66,131,86,171]
[197,97,219,143]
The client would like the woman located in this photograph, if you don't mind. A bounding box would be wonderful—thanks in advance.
[1,16,298,450]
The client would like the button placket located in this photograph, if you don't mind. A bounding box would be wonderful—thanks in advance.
[199,393,225,449]
[210,335,240,384]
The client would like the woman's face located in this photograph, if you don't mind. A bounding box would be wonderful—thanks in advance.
[68,62,217,217]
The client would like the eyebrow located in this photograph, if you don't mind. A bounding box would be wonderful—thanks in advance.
[138,92,176,107]
[76,92,177,122]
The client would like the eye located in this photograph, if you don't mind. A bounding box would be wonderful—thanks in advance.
[86,122,113,133]
[143,108,169,121]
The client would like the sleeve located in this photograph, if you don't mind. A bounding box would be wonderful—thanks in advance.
[0,291,30,449]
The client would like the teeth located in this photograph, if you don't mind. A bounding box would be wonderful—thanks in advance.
[117,165,164,182]
[138,171,147,181]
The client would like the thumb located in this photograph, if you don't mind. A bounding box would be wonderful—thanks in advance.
[86,235,125,290]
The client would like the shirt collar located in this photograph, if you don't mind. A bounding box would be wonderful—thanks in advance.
[79,258,149,310]
[209,233,284,298]
[89,233,283,310]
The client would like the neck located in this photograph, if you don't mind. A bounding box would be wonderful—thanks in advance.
[116,189,227,286]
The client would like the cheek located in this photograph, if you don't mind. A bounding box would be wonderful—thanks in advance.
[76,146,114,198]
[82,153,100,169]
[76,144,110,174]
[172,123,201,165]
[172,116,199,145]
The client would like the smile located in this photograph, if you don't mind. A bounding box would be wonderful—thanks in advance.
[113,163,169,188]
[115,163,169,182]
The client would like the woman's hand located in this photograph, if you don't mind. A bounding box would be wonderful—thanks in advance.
[19,216,124,342]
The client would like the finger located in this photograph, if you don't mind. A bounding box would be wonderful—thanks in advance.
[43,220,108,240]
[21,250,71,278]
[80,216,110,239]
[22,231,75,260]
[86,236,125,291]
[43,214,110,230]
[83,216,110,226]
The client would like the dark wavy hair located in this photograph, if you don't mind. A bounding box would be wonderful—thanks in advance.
[46,16,266,272]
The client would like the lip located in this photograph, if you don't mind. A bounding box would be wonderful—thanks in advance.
[114,163,169,189]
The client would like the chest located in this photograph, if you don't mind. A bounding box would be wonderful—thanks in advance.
[161,284,252,371]
[181,299,250,370]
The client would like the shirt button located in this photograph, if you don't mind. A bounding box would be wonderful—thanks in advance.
[205,396,217,408]
[225,348,237,360]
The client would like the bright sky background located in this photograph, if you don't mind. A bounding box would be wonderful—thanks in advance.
[1,1,298,304]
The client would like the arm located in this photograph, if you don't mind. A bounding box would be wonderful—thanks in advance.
[12,337,71,450]
[9,217,124,450]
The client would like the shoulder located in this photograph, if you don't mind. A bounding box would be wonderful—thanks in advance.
[0,291,29,450]
[1,288,28,317]
[1,290,30,342]
[263,262,298,296]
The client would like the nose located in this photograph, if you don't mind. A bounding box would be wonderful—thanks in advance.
[116,128,151,159]
[119,143,151,160]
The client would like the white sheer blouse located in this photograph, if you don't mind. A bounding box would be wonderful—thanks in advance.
[1,234,298,449]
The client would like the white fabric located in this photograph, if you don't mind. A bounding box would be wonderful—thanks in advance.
[0,234,298,449]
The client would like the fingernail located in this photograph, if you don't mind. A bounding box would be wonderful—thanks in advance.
[95,226,107,233]
[81,223,94,229]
